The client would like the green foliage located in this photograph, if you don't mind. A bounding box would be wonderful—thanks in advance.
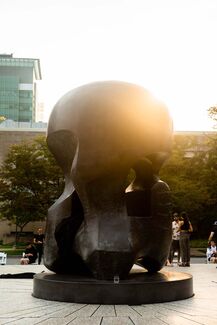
[0,136,64,231]
[160,133,217,236]
[208,106,217,127]
[0,116,6,123]
[190,239,207,248]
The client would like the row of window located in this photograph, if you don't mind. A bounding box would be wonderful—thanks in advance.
[0,90,19,96]
[0,110,32,120]
[0,60,34,68]
[0,104,19,109]
[0,99,19,104]
[19,90,33,98]
[0,79,19,88]
[0,104,32,111]
[0,90,32,96]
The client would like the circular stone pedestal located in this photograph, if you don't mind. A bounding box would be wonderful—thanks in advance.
[33,268,193,304]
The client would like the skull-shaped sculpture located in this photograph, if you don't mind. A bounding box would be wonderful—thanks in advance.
[44,81,173,280]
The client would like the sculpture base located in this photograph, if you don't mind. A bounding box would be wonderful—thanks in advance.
[33,268,193,304]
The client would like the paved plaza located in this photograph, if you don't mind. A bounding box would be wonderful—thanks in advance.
[0,263,216,325]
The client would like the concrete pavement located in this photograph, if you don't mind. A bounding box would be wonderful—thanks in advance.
[5,255,208,265]
[0,263,217,324]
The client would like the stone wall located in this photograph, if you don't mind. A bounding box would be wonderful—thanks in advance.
[0,220,46,244]
[0,128,46,164]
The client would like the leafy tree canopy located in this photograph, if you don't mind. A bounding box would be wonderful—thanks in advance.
[0,136,64,231]
[208,106,217,127]
[0,116,6,123]
[160,134,216,237]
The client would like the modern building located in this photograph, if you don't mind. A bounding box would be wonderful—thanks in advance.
[0,53,42,122]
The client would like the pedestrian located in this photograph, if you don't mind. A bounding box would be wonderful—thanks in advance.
[33,227,45,265]
[206,240,217,263]
[168,212,181,265]
[178,212,193,267]
[208,221,217,244]
[20,243,37,265]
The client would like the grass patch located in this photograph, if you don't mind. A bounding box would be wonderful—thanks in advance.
[1,249,24,256]
[190,239,208,248]
[0,244,26,256]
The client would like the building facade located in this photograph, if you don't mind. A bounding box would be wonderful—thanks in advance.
[0,54,42,122]
[0,122,47,164]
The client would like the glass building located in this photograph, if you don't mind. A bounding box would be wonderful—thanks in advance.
[0,54,42,122]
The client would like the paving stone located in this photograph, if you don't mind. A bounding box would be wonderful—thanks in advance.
[0,264,217,324]
[41,304,87,318]
[114,305,143,317]
[2,316,52,325]
[92,305,116,317]
[130,316,168,325]
[0,319,18,325]
[101,317,134,325]
[156,314,205,325]
[68,317,102,324]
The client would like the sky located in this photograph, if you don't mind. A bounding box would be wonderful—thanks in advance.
[0,0,217,131]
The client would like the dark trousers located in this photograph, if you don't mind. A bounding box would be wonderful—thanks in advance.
[180,232,190,264]
[169,239,180,263]
[36,245,43,265]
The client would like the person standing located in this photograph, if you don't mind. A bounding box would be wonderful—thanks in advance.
[169,212,181,265]
[33,227,45,265]
[208,221,217,244]
[178,212,193,267]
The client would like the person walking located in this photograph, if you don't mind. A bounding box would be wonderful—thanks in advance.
[178,212,193,267]
[33,227,45,265]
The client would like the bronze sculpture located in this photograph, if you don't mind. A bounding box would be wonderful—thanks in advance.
[44,81,173,280]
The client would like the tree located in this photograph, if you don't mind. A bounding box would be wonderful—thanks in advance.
[0,116,6,123]
[200,135,217,215]
[0,136,64,238]
[208,105,217,127]
[160,134,210,236]
[126,133,214,237]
